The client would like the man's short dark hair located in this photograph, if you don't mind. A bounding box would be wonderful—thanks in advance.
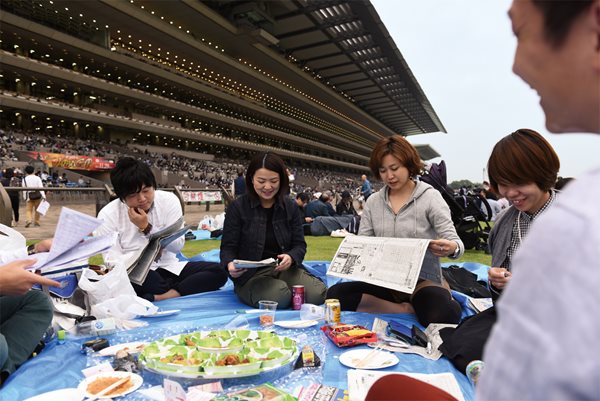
[296,192,309,203]
[532,0,593,47]
[111,157,157,200]
[25,165,34,175]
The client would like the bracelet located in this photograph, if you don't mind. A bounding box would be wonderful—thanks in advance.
[27,244,36,255]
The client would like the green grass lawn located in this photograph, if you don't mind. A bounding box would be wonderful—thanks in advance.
[41,236,492,266]
[179,237,492,266]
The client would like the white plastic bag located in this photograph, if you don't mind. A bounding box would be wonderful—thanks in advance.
[78,265,136,306]
[198,215,214,230]
[213,213,225,230]
[92,294,158,320]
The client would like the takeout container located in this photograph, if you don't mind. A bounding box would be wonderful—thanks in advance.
[321,323,378,347]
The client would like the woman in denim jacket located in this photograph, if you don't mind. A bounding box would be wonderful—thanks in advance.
[220,152,327,308]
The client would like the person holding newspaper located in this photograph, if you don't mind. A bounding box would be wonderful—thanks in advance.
[220,152,327,308]
[326,135,464,326]
[95,158,227,302]
[0,237,58,386]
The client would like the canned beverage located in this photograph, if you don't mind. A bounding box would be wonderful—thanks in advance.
[292,285,305,310]
[325,298,341,324]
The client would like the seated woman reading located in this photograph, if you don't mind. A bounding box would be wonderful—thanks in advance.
[220,152,327,308]
[327,135,465,326]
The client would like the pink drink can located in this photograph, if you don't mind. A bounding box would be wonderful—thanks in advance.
[292,285,305,310]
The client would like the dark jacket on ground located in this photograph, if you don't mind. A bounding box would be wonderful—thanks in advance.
[305,199,334,218]
[220,194,307,286]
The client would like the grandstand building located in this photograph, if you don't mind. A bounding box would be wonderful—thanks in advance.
[0,0,445,173]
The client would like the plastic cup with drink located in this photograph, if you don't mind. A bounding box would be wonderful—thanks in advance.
[258,300,278,327]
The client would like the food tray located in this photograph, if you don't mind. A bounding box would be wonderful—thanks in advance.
[140,329,298,379]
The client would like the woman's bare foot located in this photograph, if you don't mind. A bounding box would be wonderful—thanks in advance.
[154,289,181,301]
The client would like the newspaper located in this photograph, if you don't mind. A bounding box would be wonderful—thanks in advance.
[327,236,430,294]
[347,370,465,401]
[233,258,278,269]
[127,217,193,285]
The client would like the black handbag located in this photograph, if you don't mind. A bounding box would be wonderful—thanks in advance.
[28,190,42,200]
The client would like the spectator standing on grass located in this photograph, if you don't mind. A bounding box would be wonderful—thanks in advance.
[233,169,246,198]
[360,174,372,201]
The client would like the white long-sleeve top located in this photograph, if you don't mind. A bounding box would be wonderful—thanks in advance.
[94,190,186,275]
[22,174,46,200]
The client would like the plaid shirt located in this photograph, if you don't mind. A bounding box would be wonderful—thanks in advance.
[502,190,556,270]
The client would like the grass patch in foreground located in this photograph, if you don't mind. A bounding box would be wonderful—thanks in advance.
[180,237,491,266]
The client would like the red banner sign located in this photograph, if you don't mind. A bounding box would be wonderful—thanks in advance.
[26,152,115,171]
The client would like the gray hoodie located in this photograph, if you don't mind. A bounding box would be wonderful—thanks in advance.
[359,180,464,283]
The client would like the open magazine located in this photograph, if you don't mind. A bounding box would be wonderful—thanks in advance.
[127,217,194,285]
[327,236,430,294]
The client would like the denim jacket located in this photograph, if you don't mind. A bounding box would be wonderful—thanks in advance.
[220,194,307,286]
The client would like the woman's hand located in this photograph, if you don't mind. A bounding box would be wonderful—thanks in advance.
[488,267,512,289]
[227,261,247,278]
[274,254,293,272]
[429,239,458,257]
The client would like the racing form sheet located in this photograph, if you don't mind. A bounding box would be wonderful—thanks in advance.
[327,236,430,294]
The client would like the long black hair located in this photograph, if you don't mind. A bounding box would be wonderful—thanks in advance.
[245,152,290,203]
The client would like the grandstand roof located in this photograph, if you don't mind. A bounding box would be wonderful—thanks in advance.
[0,0,444,170]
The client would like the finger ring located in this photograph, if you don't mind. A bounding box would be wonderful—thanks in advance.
[439,246,443,251]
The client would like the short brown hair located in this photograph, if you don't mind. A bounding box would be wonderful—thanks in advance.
[369,135,424,180]
[487,128,560,193]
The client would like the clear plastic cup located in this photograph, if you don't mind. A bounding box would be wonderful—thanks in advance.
[258,300,278,327]
[299,304,324,321]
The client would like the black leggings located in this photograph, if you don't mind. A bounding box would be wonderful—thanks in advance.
[132,261,228,298]
[9,195,19,222]
[326,281,461,326]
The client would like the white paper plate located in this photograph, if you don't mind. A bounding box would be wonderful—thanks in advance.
[274,320,319,329]
[24,388,83,401]
[78,371,143,399]
[97,341,147,356]
[339,348,399,370]
[144,309,180,318]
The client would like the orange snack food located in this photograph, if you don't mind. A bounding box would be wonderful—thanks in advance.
[87,376,133,396]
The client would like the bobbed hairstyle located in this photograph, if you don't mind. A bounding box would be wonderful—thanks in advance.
[369,135,424,180]
[532,0,593,47]
[487,128,560,193]
[110,157,157,201]
[245,152,290,202]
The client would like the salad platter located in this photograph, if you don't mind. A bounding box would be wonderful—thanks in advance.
[139,329,299,379]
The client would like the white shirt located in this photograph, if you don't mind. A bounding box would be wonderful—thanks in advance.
[94,190,187,275]
[22,174,45,200]
[477,167,600,400]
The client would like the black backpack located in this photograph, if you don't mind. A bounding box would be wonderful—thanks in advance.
[442,265,491,298]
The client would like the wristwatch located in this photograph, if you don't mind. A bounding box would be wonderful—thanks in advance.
[27,244,36,255]
[451,242,460,258]
[139,222,153,236]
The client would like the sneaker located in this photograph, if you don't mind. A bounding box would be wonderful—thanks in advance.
[25,221,31,228]
[34,223,41,227]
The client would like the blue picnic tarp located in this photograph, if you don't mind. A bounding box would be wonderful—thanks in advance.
[4,259,486,401]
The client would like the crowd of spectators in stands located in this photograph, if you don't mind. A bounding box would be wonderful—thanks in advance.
[1,129,367,197]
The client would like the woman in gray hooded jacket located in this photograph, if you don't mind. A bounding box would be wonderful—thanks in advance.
[326,135,464,326]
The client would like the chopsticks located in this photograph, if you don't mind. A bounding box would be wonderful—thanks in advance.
[85,376,130,401]
[355,343,384,369]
